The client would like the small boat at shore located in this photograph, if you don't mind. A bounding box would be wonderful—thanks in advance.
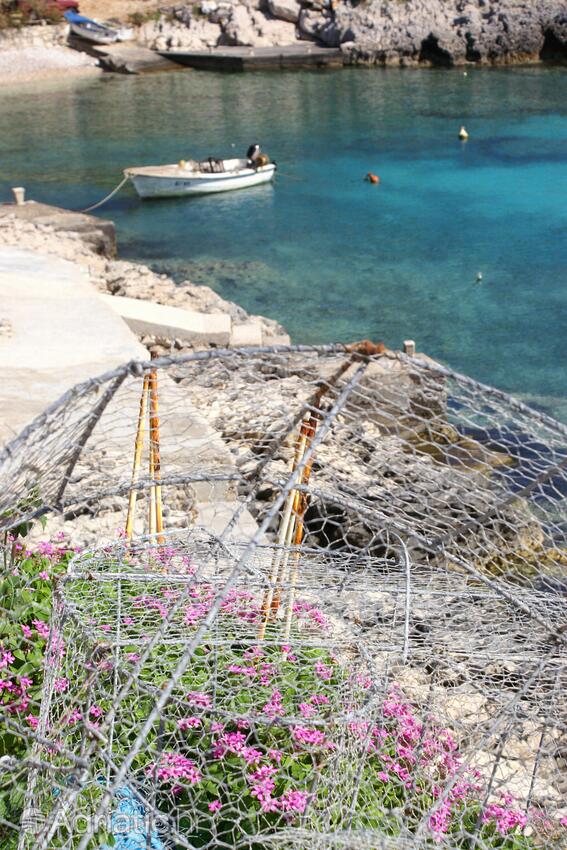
[64,10,127,44]
[125,147,276,199]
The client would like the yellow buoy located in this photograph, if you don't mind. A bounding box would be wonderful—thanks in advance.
[178,159,187,169]
[459,126,469,140]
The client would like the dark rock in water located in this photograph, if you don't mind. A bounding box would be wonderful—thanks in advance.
[540,14,567,62]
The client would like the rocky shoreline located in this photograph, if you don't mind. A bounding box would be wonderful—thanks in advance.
[0,212,289,355]
[0,0,565,81]
[137,0,567,67]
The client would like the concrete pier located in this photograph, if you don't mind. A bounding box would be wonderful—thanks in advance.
[160,44,343,71]
[0,246,146,444]
[69,36,181,74]
[0,201,116,257]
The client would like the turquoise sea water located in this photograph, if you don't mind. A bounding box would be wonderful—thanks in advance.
[1,68,566,417]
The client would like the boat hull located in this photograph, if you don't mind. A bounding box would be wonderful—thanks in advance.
[69,22,119,43]
[127,164,276,199]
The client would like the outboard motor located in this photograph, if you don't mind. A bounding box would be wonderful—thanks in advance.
[246,143,261,166]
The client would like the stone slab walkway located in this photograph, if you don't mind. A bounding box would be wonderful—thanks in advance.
[0,245,260,544]
[0,245,146,445]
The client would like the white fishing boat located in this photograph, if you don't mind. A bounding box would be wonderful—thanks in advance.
[65,10,120,44]
[125,147,276,199]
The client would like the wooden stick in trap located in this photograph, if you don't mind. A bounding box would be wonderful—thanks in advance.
[283,415,317,640]
[258,415,316,638]
[257,340,384,639]
[149,368,164,543]
[125,374,150,542]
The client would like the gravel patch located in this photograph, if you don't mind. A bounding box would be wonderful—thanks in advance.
[0,47,101,82]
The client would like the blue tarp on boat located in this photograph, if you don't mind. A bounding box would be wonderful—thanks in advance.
[64,10,96,24]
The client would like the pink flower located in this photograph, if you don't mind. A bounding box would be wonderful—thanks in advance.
[68,709,82,725]
[281,645,297,663]
[89,705,103,718]
[37,541,56,557]
[187,692,211,708]
[242,747,263,765]
[268,749,283,764]
[25,714,39,729]
[279,789,309,814]
[149,752,201,785]
[21,624,32,639]
[243,645,265,660]
[377,771,389,782]
[126,653,140,664]
[19,677,33,691]
[250,765,277,781]
[292,600,329,630]
[429,800,452,836]
[220,731,247,754]
[38,571,49,581]
[32,620,50,640]
[482,802,528,835]
[310,694,330,706]
[0,650,15,669]
[249,765,278,812]
[184,603,209,626]
[259,663,275,686]
[178,717,201,730]
[314,661,332,681]
[227,664,257,678]
[299,702,316,719]
[208,800,222,813]
[263,690,285,718]
[292,726,327,747]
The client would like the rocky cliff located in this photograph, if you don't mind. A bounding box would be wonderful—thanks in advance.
[137,0,567,66]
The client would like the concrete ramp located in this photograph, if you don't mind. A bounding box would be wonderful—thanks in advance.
[0,246,147,444]
[69,36,181,74]
[100,292,232,347]
[0,245,258,543]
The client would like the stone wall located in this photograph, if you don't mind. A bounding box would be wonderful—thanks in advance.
[0,22,69,52]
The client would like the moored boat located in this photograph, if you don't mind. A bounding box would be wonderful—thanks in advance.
[125,150,277,199]
[64,10,120,44]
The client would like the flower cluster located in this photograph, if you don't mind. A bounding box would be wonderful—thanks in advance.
[149,751,201,786]
[5,539,566,850]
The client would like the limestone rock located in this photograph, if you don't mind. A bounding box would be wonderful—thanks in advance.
[138,16,221,50]
[266,0,302,24]
[223,5,258,45]
[255,15,300,45]
[299,7,343,45]
[137,0,567,62]
[331,0,567,66]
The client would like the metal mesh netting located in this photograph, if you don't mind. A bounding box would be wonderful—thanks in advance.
[0,344,566,850]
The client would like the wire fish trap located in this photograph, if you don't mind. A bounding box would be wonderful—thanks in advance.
[1,344,567,850]
[16,531,567,850]
[17,532,385,850]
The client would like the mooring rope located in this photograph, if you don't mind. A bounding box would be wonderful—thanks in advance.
[77,173,129,213]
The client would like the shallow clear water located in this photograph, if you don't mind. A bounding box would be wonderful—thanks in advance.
[1,67,567,417]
